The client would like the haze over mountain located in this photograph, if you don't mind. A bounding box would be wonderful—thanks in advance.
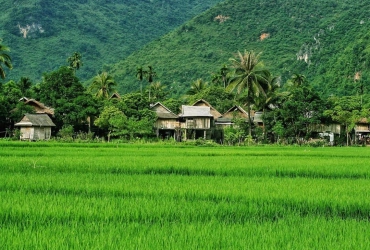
[1,0,223,82]
[107,0,370,97]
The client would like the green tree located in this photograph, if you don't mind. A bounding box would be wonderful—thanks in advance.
[37,66,97,130]
[136,66,146,94]
[146,81,167,102]
[277,85,325,143]
[162,98,183,114]
[227,50,270,137]
[89,72,116,100]
[0,42,12,80]
[146,66,157,101]
[17,77,32,97]
[211,64,230,88]
[0,80,23,126]
[67,52,83,74]
[324,96,364,146]
[288,73,306,88]
[94,105,127,142]
[187,78,208,95]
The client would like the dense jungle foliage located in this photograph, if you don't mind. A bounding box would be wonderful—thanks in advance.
[107,0,370,97]
[0,0,223,82]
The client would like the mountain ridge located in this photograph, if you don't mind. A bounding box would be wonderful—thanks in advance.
[107,0,370,97]
[1,0,224,82]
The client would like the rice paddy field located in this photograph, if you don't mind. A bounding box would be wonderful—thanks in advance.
[1,141,370,249]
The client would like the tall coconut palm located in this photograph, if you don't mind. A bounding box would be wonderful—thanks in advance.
[89,72,116,99]
[145,66,156,101]
[0,43,13,80]
[136,66,146,94]
[227,50,270,137]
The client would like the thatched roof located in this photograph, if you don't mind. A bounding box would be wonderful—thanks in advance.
[358,118,369,123]
[180,105,213,117]
[15,114,56,127]
[191,99,222,119]
[150,102,178,119]
[222,105,253,119]
[21,98,54,115]
[110,93,121,99]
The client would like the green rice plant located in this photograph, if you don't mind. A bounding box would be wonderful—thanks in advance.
[1,142,370,249]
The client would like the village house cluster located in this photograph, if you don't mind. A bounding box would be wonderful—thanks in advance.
[14,95,370,145]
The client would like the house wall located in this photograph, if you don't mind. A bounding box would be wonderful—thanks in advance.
[311,124,341,134]
[20,127,52,140]
[155,119,179,129]
[181,118,210,129]
[20,127,33,140]
[355,123,370,132]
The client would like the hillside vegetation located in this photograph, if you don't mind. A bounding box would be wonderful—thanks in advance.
[107,0,370,97]
[0,0,223,82]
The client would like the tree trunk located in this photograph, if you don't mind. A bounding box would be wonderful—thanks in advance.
[247,101,252,137]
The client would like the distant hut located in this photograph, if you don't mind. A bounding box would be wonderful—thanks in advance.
[150,102,179,140]
[15,114,56,140]
[355,118,370,145]
[179,105,213,140]
[215,105,251,127]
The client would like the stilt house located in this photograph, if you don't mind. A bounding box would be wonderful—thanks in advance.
[151,102,180,140]
[179,105,213,140]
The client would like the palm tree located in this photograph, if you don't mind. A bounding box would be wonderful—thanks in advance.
[0,42,13,80]
[254,73,281,140]
[289,73,306,88]
[147,81,167,101]
[187,78,208,95]
[67,52,83,74]
[89,72,116,99]
[17,77,32,97]
[136,66,146,94]
[146,66,156,101]
[211,64,230,88]
[146,66,156,83]
[227,50,270,137]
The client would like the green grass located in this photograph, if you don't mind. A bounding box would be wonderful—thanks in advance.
[1,142,370,249]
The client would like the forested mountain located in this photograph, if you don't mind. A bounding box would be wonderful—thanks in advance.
[0,0,223,82]
[107,0,370,97]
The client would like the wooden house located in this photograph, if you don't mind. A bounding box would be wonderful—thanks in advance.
[215,105,252,127]
[355,118,370,144]
[179,105,213,140]
[15,114,56,140]
[150,102,180,140]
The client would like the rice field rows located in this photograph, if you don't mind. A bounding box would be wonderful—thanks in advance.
[1,142,370,249]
